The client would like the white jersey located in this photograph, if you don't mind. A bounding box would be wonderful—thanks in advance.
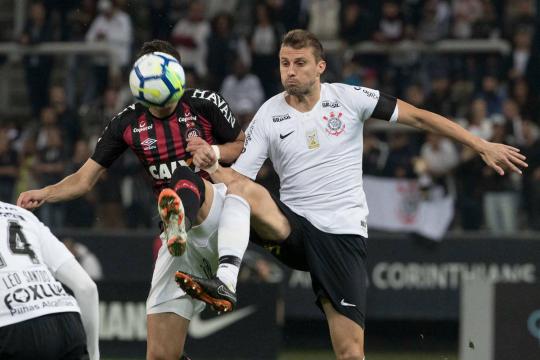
[232,83,398,237]
[0,202,80,327]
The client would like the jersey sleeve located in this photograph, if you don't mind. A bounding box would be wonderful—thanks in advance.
[90,110,130,168]
[189,89,242,143]
[341,84,399,123]
[34,219,75,273]
[231,111,269,180]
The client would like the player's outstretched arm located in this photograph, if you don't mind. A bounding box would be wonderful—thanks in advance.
[396,99,528,176]
[55,259,100,360]
[17,158,106,209]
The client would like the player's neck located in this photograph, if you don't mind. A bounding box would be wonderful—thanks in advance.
[148,102,177,119]
[286,83,321,113]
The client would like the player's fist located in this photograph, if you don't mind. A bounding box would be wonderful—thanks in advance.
[187,137,217,169]
[17,189,48,210]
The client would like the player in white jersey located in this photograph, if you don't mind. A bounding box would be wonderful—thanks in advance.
[176,29,528,359]
[0,201,99,360]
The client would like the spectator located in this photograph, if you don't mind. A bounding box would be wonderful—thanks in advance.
[481,119,519,233]
[507,28,534,80]
[171,0,211,78]
[63,238,104,281]
[49,85,81,156]
[381,132,416,178]
[363,132,388,176]
[307,0,340,40]
[339,2,376,44]
[149,0,173,40]
[81,87,125,142]
[471,0,499,39]
[374,1,405,43]
[456,149,485,230]
[424,72,454,117]
[0,129,19,202]
[521,121,540,230]
[220,58,264,119]
[461,98,493,140]
[476,75,505,116]
[416,133,459,193]
[14,137,38,202]
[510,78,539,122]
[85,0,133,103]
[33,125,67,228]
[452,0,483,39]
[19,1,53,118]
[502,99,526,146]
[416,0,451,43]
[250,2,283,98]
[206,12,251,90]
[64,140,97,228]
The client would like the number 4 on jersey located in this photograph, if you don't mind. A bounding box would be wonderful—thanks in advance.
[0,221,40,268]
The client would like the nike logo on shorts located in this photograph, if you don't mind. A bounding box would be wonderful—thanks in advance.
[188,305,257,338]
[340,299,356,307]
[280,131,294,139]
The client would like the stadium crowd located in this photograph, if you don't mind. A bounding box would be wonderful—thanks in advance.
[1,0,539,233]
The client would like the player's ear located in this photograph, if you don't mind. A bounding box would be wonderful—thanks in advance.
[317,59,326,76]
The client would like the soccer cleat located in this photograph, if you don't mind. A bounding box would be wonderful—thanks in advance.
[175,271,237,313]
[158,188,187,256]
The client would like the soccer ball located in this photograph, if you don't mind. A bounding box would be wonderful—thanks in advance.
[129,52,186,107]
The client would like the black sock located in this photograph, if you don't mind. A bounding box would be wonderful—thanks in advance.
[170,167,206,231]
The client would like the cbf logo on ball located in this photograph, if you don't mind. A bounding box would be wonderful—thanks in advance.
[129,52,186,107]
[323,112,345,136]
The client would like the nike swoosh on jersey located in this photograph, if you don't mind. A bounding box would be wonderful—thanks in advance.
[279,131,294,139]
[188,305,257,338]
[340,299,356,307]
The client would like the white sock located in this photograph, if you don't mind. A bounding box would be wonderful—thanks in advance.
[216,194,250,292]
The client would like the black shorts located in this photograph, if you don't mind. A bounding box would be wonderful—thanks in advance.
[251,196,368,328]
[0,312,88,360]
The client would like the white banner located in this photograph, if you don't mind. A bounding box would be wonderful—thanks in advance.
[364,176,454,240]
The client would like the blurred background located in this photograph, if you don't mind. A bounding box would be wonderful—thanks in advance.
[1,0,540,359]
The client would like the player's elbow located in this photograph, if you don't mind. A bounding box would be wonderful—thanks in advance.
[77,279,99,301]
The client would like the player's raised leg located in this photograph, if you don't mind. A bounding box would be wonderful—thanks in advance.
[158,167,206,256]
[321,298,365,360]
[175,175,290,311]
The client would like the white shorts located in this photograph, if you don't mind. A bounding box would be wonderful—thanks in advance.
[146,183,227,320]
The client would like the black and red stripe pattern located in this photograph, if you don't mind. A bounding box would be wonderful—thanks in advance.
[92,89,241,196]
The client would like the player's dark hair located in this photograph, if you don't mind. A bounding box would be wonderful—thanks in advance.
[137,40,181,62]
[281,29,325,61]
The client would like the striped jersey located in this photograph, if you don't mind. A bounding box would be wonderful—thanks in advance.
[0,202,80,327]
[91,88,241,194]
[232,83,398,237]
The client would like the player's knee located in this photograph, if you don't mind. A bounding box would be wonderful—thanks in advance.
[334,339,364,360]
[226,178,254,199]
[170,166,205,200]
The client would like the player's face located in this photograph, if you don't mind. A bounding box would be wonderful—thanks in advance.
[279,46,326,97]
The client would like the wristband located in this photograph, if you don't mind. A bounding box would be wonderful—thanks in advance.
[211,145,221,160]
[204,145,221,174]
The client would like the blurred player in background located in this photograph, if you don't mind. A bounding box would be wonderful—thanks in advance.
[17,40,248,360]
[178,29,529,360]
[0,201,99,360]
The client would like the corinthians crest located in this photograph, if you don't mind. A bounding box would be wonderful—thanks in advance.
[323,112,345,136]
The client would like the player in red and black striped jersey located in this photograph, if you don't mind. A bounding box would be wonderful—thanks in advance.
[92,87,241,195]
[17,40,248,360]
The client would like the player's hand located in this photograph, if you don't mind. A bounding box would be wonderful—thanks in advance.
[17,189,48,210]
[186,137,217,169]
[478,140,528,176]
